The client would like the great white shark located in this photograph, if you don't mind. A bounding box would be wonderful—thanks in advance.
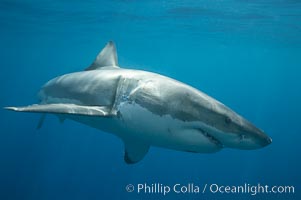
[5,41,272,164]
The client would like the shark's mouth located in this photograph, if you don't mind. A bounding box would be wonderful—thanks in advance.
[197,128,223,148]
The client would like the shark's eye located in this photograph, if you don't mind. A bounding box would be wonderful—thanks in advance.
[225,117,232,124]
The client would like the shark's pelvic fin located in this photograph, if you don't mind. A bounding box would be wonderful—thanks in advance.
[85,41,119,71]
[123,139,150,164]
[5,104,113,117]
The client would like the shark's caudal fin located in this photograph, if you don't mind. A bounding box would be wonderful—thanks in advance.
[85,41,119,71]
[4,103,113,117]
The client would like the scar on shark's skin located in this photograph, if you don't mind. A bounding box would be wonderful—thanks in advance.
[5,41,272,164]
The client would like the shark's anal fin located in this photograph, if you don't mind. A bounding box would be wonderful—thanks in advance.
[36,114,46,130]
[123,139,150,164]
[4,103,114,117]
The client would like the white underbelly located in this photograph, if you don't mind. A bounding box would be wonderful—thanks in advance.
[118,102,221,153]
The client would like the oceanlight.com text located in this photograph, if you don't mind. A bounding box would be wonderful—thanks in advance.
[125,182,295,196]
[208,183,295,196]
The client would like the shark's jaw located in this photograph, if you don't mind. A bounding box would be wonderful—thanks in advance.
[196,122,272,150]
[195,127,224,148]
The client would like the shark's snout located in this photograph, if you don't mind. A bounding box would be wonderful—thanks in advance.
[209,116,272,150]
[235,129,272,150]
[233,115,272,150]
[266,136,272,145]
[258,132,272,147]
[246,123,272,149]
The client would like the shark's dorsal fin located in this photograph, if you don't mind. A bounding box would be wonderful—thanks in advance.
[123,139,150,164]
[85,41,119,71]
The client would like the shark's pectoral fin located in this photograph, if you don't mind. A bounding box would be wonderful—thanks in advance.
[123,139,150,164]
[36,114,46,129]
[58,115,66,123]
[5,103,114,117]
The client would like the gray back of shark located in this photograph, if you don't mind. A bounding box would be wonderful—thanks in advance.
[5,41,272,164]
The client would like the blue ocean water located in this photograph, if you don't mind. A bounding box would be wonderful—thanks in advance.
[0,0,300,199]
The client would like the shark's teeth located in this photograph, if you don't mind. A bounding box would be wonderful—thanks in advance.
[197,128,223,148]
